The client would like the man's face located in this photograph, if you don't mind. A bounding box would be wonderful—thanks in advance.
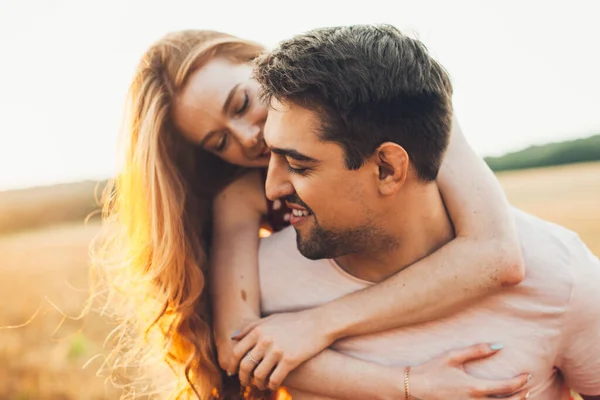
[264,100,385,260]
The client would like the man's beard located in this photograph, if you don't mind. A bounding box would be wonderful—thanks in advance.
[283,192,391,259]
[294,221,383,260]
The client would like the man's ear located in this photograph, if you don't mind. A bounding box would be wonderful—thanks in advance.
[373,142,409,196]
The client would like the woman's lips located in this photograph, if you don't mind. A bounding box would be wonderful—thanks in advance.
[255,146,271,159]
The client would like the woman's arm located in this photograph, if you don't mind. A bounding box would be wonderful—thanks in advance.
[230,115,526,383]
[268,345,530,400]
[210,169,266,373]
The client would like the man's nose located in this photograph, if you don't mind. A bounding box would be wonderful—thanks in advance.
[265,155,294,201]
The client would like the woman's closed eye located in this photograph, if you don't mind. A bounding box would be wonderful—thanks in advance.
[216,132,229,152]
[236,91,249,115]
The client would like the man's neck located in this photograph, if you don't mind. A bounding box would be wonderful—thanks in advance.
[335,182,455,283]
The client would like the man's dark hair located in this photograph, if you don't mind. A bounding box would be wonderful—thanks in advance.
[254,24,453,181]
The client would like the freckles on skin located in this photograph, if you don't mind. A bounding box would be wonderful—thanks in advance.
[241,290,247,302]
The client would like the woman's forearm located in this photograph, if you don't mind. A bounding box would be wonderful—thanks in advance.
[210,171,267,355]
[284,343,531,400]
[284,349,401,400]
[311,235,520,342]
[210,222,261,338]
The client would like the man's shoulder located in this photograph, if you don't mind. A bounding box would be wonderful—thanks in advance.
[512,207,581,246]
[511,207,598,299]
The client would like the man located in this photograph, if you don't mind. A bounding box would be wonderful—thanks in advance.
[239,25,600,399]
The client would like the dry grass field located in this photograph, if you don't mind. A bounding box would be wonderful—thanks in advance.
[497,161,599,255]
[0,162,598,399]
[0,222,119,400]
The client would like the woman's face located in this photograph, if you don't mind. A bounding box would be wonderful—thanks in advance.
[173,57,271,168]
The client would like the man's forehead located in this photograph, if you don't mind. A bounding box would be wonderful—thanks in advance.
[264,98,320,146]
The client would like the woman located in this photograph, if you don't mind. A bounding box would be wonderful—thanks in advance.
[92,29,530,400]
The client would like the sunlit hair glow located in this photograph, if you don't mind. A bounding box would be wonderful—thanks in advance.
[90,30,264,399]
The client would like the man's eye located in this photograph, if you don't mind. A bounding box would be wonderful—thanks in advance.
[287,165,308,175]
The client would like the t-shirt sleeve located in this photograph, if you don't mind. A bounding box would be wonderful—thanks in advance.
[556,236,600,396]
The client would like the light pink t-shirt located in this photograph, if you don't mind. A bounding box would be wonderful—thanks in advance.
[258,209,600,399]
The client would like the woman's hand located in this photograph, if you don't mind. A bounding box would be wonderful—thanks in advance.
[214,311,260,375]
[409,343,531,400]
[230,309,331,390]
[215,332,243,376]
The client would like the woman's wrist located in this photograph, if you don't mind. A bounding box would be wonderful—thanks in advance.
[213,310,259,340]
[404,366,411,399]
[405,363,427,400]
[373,366,413,400]
[304,304,349,343]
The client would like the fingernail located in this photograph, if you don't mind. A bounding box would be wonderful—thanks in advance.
[231,330,240,339]
[525,391,530,399]
[490,343,504,350]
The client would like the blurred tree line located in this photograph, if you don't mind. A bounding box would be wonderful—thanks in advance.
[0,180,106,235]
[484,134,600,172]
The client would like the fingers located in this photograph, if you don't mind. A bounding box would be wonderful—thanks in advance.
[495,388,531,400]
[447,343,504,365]
[232,319,262,341]
[217,351,234,375]
[267,361,292,391]
[238,346,265,387]
[253,350,282,390]
[478,373,531,397]
[231,332,259,377]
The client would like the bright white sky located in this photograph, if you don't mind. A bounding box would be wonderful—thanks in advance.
[0,0,599,190]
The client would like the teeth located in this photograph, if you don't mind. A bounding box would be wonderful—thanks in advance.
[292,209,309,217]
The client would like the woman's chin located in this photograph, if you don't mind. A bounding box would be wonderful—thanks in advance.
[230,153,271,168]
[247,155,271,168]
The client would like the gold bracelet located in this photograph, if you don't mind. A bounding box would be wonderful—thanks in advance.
[404,366,411,400]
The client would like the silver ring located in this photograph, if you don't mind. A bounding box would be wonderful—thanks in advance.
[245,352,259,365]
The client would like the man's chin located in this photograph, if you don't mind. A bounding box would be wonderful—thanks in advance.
[295,231,328,260]
[298,246,327,260]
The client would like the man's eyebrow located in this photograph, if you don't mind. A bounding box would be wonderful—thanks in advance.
[270,147,320,163]
[222,83,241,114]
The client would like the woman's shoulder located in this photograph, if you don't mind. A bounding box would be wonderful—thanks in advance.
[214,169,267,215]
[215,168,292,233]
